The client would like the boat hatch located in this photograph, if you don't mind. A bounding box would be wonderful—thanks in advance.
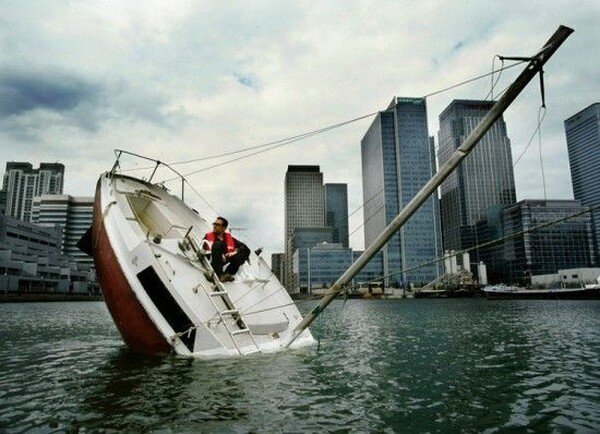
[126,193,188,239]
[137,266,196,352]
[245,315,289,335]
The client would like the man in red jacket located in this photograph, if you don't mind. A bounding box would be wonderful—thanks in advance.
[203,216,250,282]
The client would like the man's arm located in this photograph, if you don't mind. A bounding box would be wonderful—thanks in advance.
[225,238,248,259]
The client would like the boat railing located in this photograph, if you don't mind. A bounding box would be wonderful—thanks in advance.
[110,149,188,202]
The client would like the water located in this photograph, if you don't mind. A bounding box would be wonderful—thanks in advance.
[1,299,599,432]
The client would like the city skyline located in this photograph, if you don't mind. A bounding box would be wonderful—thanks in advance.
[0,3,598,257]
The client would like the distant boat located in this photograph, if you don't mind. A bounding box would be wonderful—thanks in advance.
[81,152,316,358]
[414,288,479,299]
[482,284,600,300]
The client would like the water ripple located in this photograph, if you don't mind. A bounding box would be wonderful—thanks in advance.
[0,300,599,432]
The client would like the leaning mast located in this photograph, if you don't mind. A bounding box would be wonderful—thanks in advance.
[286,25,574,347]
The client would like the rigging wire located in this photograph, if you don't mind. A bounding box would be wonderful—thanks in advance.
[538,106,548,201]
[172,114,377,166]
[348,188,385,219]
[421,60,525,99]
[117,59,530,259]
[241,204,600,316]
[120,60,527,178]
[488,55,504,101]
[513,106,547,166]
[346,55,517,241]
[157,112,378,183]
[348,203,385,238]
[343,203,600,291]
[122,112,379,173]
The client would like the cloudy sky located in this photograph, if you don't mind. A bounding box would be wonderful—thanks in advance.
[1,1,598,256]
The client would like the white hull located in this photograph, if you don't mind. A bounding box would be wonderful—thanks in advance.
[94,173,316,358]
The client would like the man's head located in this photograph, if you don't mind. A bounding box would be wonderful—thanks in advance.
[212,216,229,234]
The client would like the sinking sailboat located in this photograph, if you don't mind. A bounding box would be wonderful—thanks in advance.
[82,25,572,358]
[84,153,315,357]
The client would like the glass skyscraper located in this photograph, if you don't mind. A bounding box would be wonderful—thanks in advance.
[565,103,600,260]
[502,200,596,283]
[293,244,384,291]
[361,97,442,286]
[438,100,516,253]
[324,183,349,247]
[293,243,352,291]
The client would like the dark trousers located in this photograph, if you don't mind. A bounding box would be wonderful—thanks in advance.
[211,240,250,276]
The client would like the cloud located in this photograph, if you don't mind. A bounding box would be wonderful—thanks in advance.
[0,66,194,145]
[0,1,598,257]
[451,41,465,52]
[0,70,99,117]
[234,72,260,90]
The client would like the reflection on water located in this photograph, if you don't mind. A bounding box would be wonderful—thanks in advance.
[0,300,599,432]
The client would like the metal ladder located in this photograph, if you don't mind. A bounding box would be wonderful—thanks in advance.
[179,232,261,356]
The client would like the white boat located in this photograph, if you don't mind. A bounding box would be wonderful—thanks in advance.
[81,27,573,354]
[482,284,600,300]
[85,153,315,358]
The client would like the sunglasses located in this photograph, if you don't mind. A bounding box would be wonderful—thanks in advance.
[212,222,223,227]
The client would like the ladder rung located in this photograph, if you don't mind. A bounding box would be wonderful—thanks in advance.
[210,291,228,297]
[241,348,261,356]
[244,278,269,284]
[231,328,251,335]
[220,309,239,316]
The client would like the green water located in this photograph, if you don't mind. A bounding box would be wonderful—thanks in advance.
[0,299,599,432]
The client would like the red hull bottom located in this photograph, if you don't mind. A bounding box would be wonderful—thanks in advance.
[92,180,171,354]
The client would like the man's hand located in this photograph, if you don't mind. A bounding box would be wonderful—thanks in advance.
[224,250,238,259]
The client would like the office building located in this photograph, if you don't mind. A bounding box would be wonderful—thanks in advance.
[351,250,385,286]
[361,97,442,286]
[32,195,94,266]
[290,227,333,254]
[289,227,333,292]
[0,189,6,215]
[284,165,325,291]
[2,162,64,222]
[531,267,600,287]
[324,183,349,247]
[474,205,506,283]
[271,253,285,283]
[293,243,352,292]
[502,200,596,283]
[293,245,385,292]
[0,214,96,294]
[565,103,600,260]
[438,100,516,253]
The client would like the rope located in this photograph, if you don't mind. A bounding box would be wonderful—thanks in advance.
[348,188,385,219]
[111,57,541,296]
[422,60,525,99]
[157,112,378,183]
[488,55,504,101]
[170,325,198,344]
[513,106,547,166]
[117,60,527,178]
[347,56,521,241]
[349,203,385,238]
[537,107,548,201]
